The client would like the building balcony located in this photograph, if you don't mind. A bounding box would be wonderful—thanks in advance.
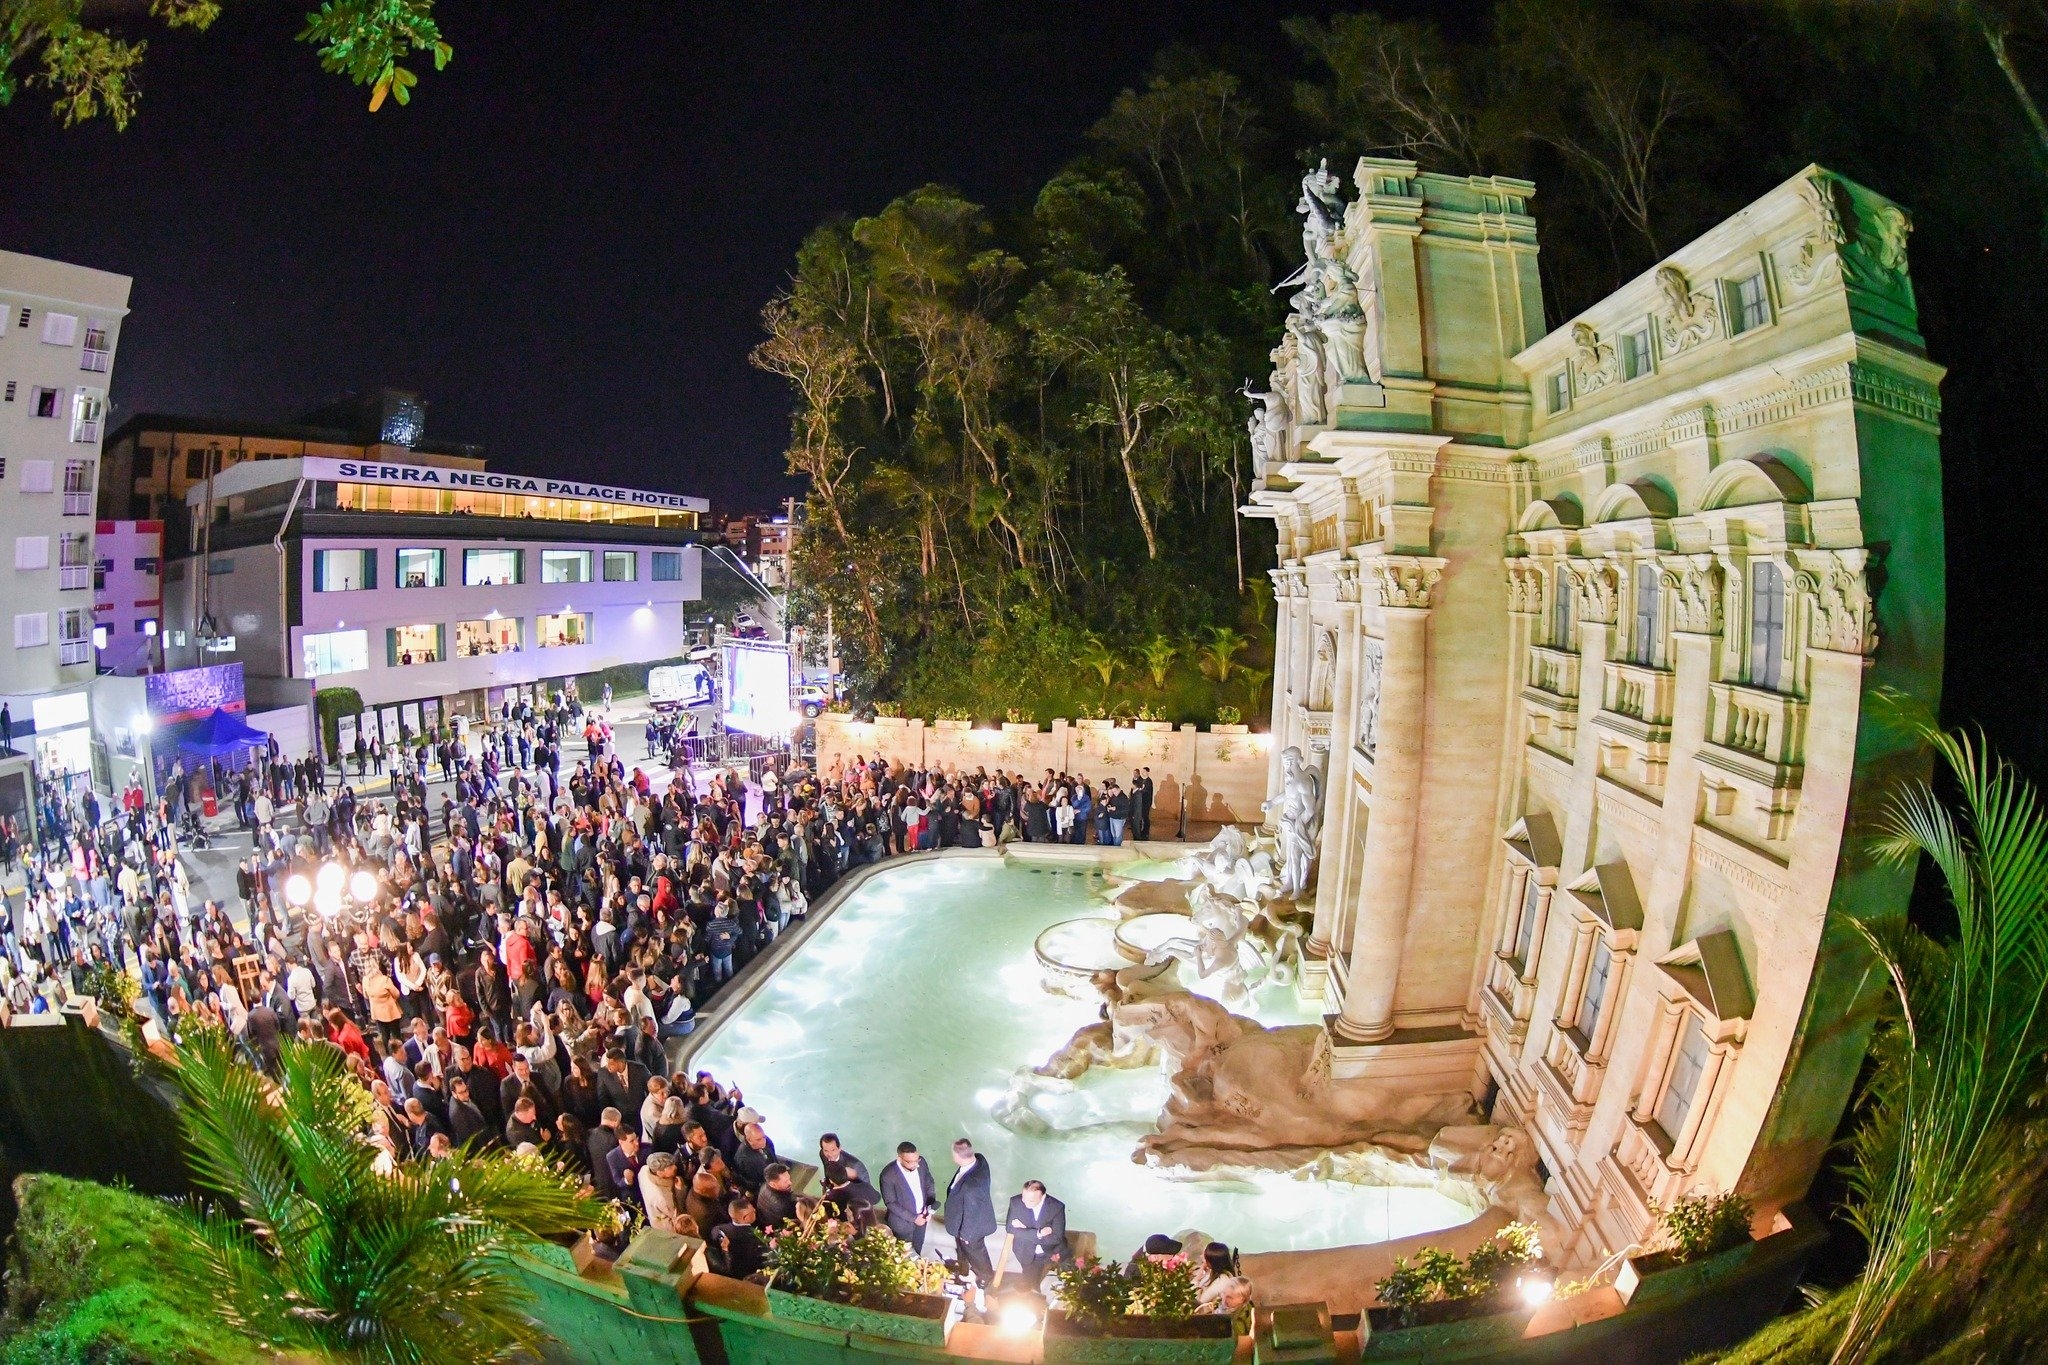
[1535,1026,1603,1141]
[58,640,92,666]
[1602,660,1675,727]
[58,565,92,591]
[1526,644,1581,700]
[1700,681,1807,844]
[1611,1117,1690,1212]
[1522,645,1582,760]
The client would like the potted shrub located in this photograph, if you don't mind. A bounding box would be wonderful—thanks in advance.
[1369,1222,1543,1331]
[1622,1191,1757,1307]
[1044,1255,1237,1364]
[1210,706,1248,734]
[765,1216,953,1346]
[933,706,974,731]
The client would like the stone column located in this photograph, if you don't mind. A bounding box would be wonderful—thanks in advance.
[1333,556,1443,1043]
[1558,557,1620,876]
[1265,566,1299,804]
[1308,561,1364,958]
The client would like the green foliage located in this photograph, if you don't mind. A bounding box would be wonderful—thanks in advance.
[1374,1223,1540,1324]
[1214,705,1241,727]
[1656,1191,1753,1264]
[151,1027,603,1363]
[314,684,365,752]
[1049,1256,1134,1328]
[1196,625,1248,683]
[1,0,447,127]
[767,1214,946,1306]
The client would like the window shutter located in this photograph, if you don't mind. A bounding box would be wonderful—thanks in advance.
[13,612,50,648]
[20,460,54,493]
[41,312,77,346]
[14,536,50,570]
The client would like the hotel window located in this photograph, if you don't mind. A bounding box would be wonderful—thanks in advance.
[58,532,91,590]
[70,389,105,443]
[387,622,445,666]
[1620,325,1653,381]
[302,628,369,677]
[536,611,589,648]
[184,450,207,480]
[1514,874,1543,966]
[652,550,684,581]
[62,458,93,512]
[540,549,592,584]
[1749,561,1786,691]
[464,547,523,586]
[80,322,111,372]
[1546,369,1569,414]
[313,548,377,592]
[12,612,49,648]
[1653,1013,1713,1145]
[603,550,636,582]
[456,615,522,657]
[1576,939,1614,1047]
[1549,566,1575,649]
[1631,562,1662,667]
[397,547,446,588]
[1728,271,1770,335]
[59,607,92,665]
[30,386,60,418]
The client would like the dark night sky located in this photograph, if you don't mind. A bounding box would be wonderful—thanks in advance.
[0,0,1345,511]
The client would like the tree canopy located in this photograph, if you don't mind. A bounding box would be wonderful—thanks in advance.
[0,0,450,127]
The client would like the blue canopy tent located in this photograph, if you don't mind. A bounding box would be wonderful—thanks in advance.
[169,707,269,757]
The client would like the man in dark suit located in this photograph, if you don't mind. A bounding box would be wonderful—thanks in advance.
[598,1047,650,1122]
[1131,768,1154,841]
[944,1139,998,1284]
[1005,1180,1071,1288]
[587,1107,625,1201]
[879,1142,939,1253]
[445,1076,490,1149]
[605,1128,646,1212]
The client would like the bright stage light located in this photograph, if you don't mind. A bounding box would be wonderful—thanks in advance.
[284,872,312,907]
[349,869,380,903]
[1518,1275,1555,1306]
[997,1299,1042,1335]
[316,862,345,896]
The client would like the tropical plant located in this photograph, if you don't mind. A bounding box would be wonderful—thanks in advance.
[1655,1190,1752,1264]
[1237,665,1272,717]
[1196,625,1249,683]
[1139,633,1180,688]
[1074,634,1124,699]
[153,1028,601,1364]
[1822,713,2048,1362]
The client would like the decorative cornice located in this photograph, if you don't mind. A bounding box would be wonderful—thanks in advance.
[1369,555,1446,610]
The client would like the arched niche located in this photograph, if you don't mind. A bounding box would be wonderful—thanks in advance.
[1702,454,1812,512]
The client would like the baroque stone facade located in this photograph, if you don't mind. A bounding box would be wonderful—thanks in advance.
[1243,159,1944,1264]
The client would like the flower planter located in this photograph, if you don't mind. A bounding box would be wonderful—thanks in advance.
[1003,722,1041,733]
[933,719,972,731]
[1076,718,1116,731]
[765,1286,952,1347]
[1360,1298,1534,1357]
[1208,724,1250,734]
[873,715,913,729]
[1043,1308,1237,1364]
[1133,720,1174,732]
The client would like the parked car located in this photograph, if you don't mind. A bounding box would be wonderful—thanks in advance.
[793,684,828,717]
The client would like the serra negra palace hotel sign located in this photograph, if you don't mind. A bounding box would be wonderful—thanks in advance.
[323,458,708,514]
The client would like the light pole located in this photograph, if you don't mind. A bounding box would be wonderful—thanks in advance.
[284,858,383,929]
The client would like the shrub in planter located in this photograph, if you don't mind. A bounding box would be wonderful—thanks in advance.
[1638,1190,1754,1272]
[1045,1256,1235,1363]
[1373,1222,1541,1328]
[765,1217,952,1346]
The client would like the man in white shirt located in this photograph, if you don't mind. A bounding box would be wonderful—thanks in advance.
[880,1141,940,1254]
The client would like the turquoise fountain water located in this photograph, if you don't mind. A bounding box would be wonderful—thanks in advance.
[690,856,1477,1256]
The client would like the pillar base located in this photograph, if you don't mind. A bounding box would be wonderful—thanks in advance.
[1323,1020,1489,1099]
[1295,953,1331,1004]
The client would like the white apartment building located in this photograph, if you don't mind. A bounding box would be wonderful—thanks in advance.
[0,250,131,805]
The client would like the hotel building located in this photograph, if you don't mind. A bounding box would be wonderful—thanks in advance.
[1245,162,1943,1263]
[159,455,708,737]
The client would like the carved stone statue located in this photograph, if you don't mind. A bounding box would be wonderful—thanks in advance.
[1306,625,1337,711]
[1290,314,1328,425]
[1655,265,1721,355]
[1262,746,1323,900]
[1145,884,1255,1010]
[1112,991,1475,1165]
[1357,637,1384,760]
[1570,322,1620,395]
[1244,381,1292,481]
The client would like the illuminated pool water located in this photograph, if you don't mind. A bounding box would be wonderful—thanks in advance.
[689,856,1478,1256]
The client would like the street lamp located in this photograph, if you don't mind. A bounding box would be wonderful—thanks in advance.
[284,858,382,925]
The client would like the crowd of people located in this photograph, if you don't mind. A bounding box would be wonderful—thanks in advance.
[1,685,1254,1316]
